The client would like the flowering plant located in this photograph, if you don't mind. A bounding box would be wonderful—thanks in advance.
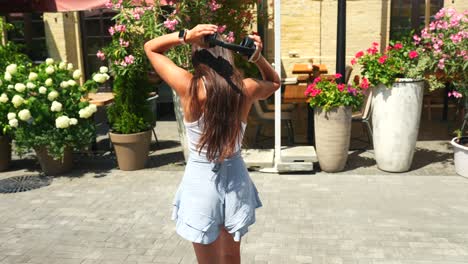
[413,7,468,96]
[0,59,109,159]
[351,41,425,87]
[305,74,365,111]
[100,0,259,134]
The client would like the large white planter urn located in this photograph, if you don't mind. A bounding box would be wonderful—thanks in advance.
[372,79,424,172]
[451,137,468,177]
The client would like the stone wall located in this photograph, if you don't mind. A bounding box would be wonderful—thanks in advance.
[43,12,84,83]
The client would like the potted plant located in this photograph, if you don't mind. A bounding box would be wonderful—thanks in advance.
[413,7,467,176]
[0,18,31,171]
[3,58,108,175]
[100,0,260,166]
[99,1,161,170]
[352,40,427,172]
[305,74,365,172]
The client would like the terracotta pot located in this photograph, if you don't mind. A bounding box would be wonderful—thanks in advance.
[0,135,12,171]
[372,79,424,172]
[109,130,151,171]
[35,147,73,176]
[314,106,352,172]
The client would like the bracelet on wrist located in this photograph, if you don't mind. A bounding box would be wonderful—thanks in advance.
[251,53,262,63]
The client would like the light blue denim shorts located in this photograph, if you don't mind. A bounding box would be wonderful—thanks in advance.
[171,151,262,244]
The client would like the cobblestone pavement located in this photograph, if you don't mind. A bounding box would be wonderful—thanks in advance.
[1,121,468,264]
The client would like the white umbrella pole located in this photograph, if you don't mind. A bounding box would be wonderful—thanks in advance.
[259,0,281,173]
[274,0,282,168]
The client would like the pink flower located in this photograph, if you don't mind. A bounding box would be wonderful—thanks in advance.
[133,8,145,20]
[378,55,388,64]
[360,77,370,89]
[347,85,357,96]
[372,42,379,47]
[105,0,113,8]
[409,50,418,59]
[108,26,115,36]
[350,58,357,65]
[450,33,462,44]
[335,73,342,79]
[114,24,126,33]
[337,83,345,92]
[313,77,321,84]
[437,58,445,69]
[421,28,431,39]
[435,8,446,20]
[449,91,463,98]
[413,34,421,44]
[367,47,378,55]
[121,55,135,66]
[226,31,235,43]
[305,84,321,97]
[163,18,178,31]
[96,50,105,61]
[355,51,364,58]
[393,43,403,50]
[119,38,129,47]
[209,0,221,11]
[217,25,227,34]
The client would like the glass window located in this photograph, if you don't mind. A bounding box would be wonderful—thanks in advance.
[80,9,117,89]
[390,0,444,41]
[6,12,48,62]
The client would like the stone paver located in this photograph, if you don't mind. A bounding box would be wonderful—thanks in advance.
[1,121,467,263]
[1,168,468,263]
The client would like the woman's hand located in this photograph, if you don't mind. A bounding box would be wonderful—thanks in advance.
[185,24,218,46]
[247,34,263,62]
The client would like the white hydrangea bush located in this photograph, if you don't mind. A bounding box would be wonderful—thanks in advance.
[0,59,111,159]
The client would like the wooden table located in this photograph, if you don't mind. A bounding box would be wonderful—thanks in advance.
[282,84,315,145]
[292,63,328,83]
[87,92,115,106]
[283,84,309,104]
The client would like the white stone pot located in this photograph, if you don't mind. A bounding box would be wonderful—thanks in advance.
[451,137,468,177]
[372,79,424,172]
[314,106,352,172]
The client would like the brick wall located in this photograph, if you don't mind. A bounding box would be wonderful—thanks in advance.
[267,0,466,78]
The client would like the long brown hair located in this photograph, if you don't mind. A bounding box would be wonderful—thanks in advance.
[189,41,245,161]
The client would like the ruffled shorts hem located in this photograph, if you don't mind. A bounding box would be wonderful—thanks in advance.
[172,203,262,245]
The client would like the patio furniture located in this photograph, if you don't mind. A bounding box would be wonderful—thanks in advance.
[147,93,160,146]
[351,88,373,148]
[252,100,295,146]
[292,63,328,83]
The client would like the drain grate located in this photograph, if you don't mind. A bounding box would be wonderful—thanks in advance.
[0,175,53,193]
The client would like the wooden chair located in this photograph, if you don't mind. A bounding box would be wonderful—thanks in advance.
[252,100,295,146]
[351,89,373,148]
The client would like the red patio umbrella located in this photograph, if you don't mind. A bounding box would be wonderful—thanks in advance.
[0,0,161,12]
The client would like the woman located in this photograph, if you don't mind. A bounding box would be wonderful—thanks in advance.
[144,24,280,263]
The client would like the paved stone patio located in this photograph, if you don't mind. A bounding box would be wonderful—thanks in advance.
[1,121,468,263]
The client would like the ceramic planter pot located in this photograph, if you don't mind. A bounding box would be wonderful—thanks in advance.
[451,137,468,177]
[109,130,151,171]
[372,79,424,172]
[0,135,12,171]
[35,147,73,176]
[314,106,352,172]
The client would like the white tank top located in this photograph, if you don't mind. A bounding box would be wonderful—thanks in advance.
[183,77,246,157]
[184,117,246,157]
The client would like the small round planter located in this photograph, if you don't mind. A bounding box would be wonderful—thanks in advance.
[0,135,12,171]
[109,130,152,171]
[314,106,352,172]
[35,147,73,176]
[451,137,468,177]
[372,79,424,172]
